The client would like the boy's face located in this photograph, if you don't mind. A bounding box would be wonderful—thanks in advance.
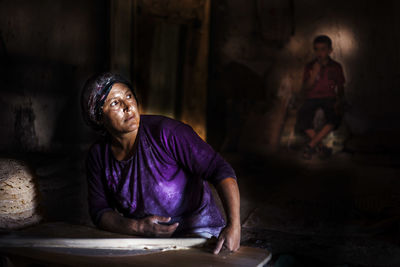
[313,42,332,61]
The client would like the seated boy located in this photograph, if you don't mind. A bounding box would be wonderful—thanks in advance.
[296,35,345,159]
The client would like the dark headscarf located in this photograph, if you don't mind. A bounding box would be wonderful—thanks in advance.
[81,72,137,132]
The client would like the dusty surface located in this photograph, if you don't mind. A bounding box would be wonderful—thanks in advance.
[1,148,399,266]
[231,151,400,266]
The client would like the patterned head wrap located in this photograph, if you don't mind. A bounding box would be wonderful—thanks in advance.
[80,72,137,132]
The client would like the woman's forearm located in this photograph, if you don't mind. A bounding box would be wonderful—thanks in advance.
[98,210,139,235]
[98,211,179,237]
[216,177,240,226]
[213,177,241,254]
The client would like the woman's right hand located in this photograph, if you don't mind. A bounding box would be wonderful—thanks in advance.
[136,215,179,237]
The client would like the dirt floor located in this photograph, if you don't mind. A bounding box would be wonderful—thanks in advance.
[230,150,400,267]
[3,148,400,267]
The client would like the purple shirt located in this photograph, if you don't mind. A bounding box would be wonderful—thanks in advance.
[86,115,237,237]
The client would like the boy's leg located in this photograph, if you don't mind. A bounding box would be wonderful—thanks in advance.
[296,100,318,139]
[296,100,319,159]
[308,98,341,149]
[308,123,334,148]
[306,129,326,153]
[306,129,327,149]
[305,129,316,140]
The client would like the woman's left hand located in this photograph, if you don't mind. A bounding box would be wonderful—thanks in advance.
[213,223,241,254]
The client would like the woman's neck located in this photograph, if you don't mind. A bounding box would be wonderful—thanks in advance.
[110,130,139,161]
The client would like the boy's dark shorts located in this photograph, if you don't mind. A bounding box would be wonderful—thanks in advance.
[295,98,341,133]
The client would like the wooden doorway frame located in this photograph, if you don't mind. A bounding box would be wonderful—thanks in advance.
[109,0,210,140]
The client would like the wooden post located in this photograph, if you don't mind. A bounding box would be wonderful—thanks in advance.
[110,0,133,79]
[180,0,210,140]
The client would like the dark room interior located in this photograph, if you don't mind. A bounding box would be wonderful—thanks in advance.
[1,0,400,266]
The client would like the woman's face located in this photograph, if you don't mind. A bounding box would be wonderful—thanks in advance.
[102,83,140,135]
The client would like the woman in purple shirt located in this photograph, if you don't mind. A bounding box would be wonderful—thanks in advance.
[81,73,240,254]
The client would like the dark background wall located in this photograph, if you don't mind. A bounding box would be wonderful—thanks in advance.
[208,0,400,154]
[0,0,108,152]
[1,0,400,154]
[1,2,400,264]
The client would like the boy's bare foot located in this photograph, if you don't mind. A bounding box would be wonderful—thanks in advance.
[318,145,332,159]
[303,144,315,160]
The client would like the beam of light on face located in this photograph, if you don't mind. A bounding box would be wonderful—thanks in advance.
[313,24,357,58]
[287,23,357,60]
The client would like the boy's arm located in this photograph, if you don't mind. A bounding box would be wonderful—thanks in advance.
[302,62,320,92]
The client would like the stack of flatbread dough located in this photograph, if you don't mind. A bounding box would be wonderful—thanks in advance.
[0,158,42,230]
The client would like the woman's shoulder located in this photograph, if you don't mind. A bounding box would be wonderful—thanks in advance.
[139,115,195,151]
[140,114,186,134]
